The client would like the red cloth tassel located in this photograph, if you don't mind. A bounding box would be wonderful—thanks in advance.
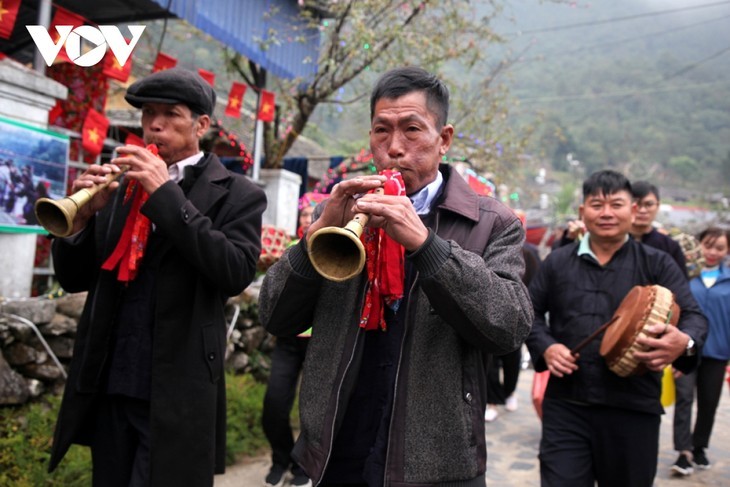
[100,144,158,282]
[359,170,406,331]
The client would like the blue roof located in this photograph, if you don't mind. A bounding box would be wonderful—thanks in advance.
[151,0,320,80]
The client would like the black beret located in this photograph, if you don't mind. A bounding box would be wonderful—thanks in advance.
[125,68,216,116]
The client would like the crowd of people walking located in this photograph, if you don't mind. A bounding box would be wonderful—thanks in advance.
[39,65,726,487]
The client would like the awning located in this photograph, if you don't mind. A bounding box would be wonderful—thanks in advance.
[153,0,320,80]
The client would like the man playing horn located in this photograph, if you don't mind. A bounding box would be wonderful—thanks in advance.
[259,66,532,486]
[526,169,707,486]
[48,68,266,486]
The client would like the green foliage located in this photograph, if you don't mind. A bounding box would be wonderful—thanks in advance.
[0,395,91,486]
[506,0,730,192]
[0,373,276,481]
[668,156,701,182]
[225,372,269,465]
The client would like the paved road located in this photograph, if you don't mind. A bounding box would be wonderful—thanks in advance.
[216,367,730,486]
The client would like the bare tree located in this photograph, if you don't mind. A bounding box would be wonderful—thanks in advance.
[226,0,533,174]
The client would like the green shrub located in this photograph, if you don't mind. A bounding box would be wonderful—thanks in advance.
[225,372,269,464]
[0,395,90,486]
[0,372,275,482]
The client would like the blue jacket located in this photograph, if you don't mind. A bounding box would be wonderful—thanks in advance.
[690,263,730,360]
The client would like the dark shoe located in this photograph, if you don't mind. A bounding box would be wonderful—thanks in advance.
[693,448,711,469]
[671,452,694,476]
[264,464,287,487]
[290,472,312,487]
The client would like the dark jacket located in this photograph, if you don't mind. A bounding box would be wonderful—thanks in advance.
[259,164,533,487]
[640,228,687,278]
[48,153,266,486]
[526,238,707,415]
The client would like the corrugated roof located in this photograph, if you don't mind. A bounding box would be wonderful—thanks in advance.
[151,0,320,80]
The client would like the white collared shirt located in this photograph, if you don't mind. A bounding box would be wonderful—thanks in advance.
[409,170,443,215]
[168,152,204,183]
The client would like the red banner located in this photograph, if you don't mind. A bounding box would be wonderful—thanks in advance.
[82,108,109,157]
[152,52,177,73]
[0,0,21,39]
[124,132,145,147]
[49,6,87,64]
[257,90,275,122]
[198,68,215,87]
[102,48,132,82]
[225,82,247,118]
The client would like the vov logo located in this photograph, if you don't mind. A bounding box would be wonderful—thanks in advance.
[26,25,146,67]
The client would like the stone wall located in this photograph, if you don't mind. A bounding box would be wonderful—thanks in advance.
[0,284,272,406]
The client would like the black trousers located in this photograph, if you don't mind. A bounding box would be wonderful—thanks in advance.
[90,395,151,487]
[540,397,660,487]
[673,357,727,452]
[262,336,309,472]
[486,348,522,405]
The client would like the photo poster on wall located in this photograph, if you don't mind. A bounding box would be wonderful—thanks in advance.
[0,116,69,232]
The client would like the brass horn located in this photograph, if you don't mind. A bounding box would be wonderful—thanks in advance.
[307,187,384,282]
[35,167,128,237]
[308,214,368,282]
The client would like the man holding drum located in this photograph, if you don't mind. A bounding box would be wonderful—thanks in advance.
[47,68,266,486]
[526,169,707,486]
[259,67,533,487]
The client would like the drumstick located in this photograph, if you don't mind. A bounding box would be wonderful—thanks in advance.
[570,316,620,356]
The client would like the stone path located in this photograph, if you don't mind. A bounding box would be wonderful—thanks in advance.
[216,367,730,486]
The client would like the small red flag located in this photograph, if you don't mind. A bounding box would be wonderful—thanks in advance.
[198,68,215,87]
[48,100,64,125]
[225,82,247,118]
[49,6,87,64]
[82,109,110,157]
[257,90,276,122]
[0,0,21,39]
[103,48,132,82]
[152,52,177,73]
[124,132,145,147]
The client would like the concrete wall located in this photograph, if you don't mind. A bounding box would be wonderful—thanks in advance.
[259,168,302,237]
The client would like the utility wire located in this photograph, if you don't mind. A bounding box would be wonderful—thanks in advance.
[512,13,730,65]
[505,0,730,36]
[663,45,730,80]
[515,80,727,103]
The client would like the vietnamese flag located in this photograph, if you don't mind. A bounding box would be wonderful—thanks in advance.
[49,6,87,64]
[152,52,177,73]
[48,100,64,125]
[124,132,145,147]
[257,90,275,122]
[82,109,109,157]
[198,68,215,87]
[103,48,132,82]
[0,0,21,39]
[225,82,247,118]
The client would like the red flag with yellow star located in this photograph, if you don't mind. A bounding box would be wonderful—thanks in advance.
[49,6,87,64]
[198,68,215,87]
[124,132,145,147]
[82,109,109,157]
[257,90,275,122]
[0,0,21,39]
[102,48,132,82]
[225,82,247,118]
[152,52,177,73]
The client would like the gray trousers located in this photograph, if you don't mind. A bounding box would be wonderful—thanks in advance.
[673,358,727,452]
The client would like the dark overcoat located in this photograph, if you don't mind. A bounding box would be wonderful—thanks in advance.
[48,153,266,486]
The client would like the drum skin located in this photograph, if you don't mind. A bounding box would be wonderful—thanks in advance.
[599,285,681,377]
